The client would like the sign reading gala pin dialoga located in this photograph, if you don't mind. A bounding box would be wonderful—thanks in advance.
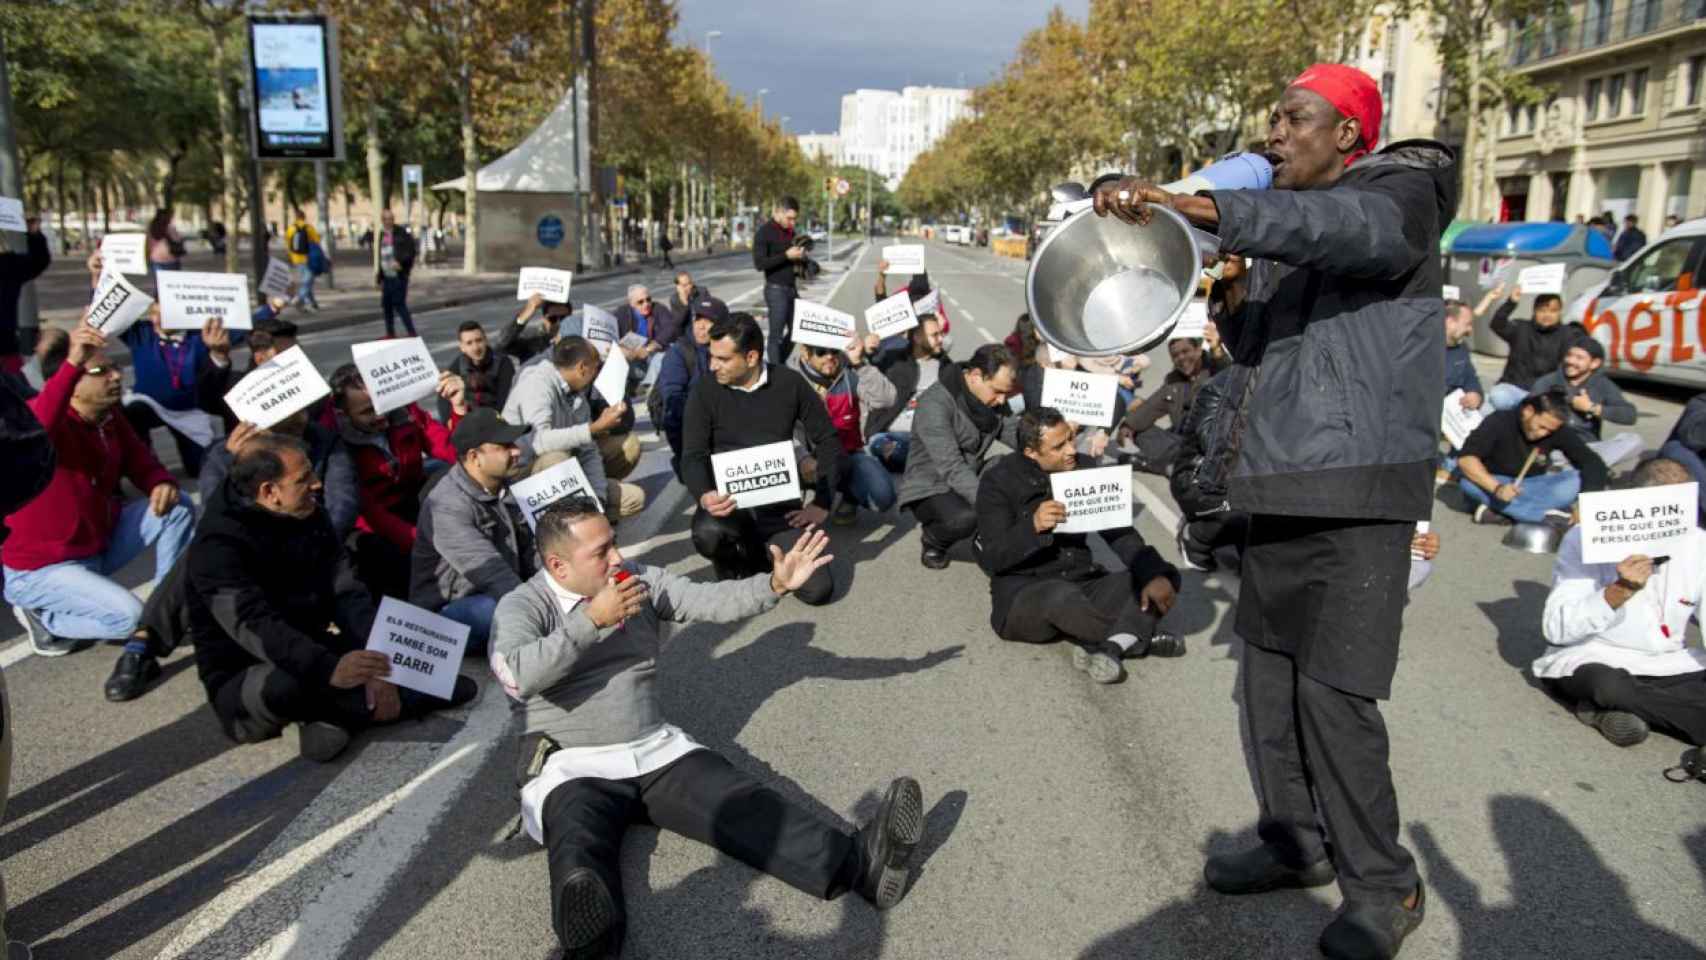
[713,440,801,509]
[0,196,26,233]
[260,257,295,299]
[882,244,926,275]
[792,300,857,350]
[509,456,601,531]
[581,303,620,356]
[865,291,919,340]
[223,345,331,430]
[100,233,149,276]
[1517,262,1567,295]
[86,270,155,338]
[366,597,471,701]
[1040,367,1120,426]
[1169,300,1209,340]
[353,336,440,415]
[517,267,573,303]
[1578,482,1698,565]
[1049,464,1133,535]
[156,271,254,331]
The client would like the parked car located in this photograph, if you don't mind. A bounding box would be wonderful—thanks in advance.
[1579,216,1706,389]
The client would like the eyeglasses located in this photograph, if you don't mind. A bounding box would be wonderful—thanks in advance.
[635,297,652,305]
[84,363,126,377]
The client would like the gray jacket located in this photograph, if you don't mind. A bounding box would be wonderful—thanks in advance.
[491,565,778,747]
[898,360,1018,508]
[502,361,608,495]
[1530,368,1636,441]
[409,463,534,610]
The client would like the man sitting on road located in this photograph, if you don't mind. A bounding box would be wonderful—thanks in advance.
[3,325,196,703]
[1536,457,1706,749]
[1660,394,1706,525]
[653,297,721,478]
[681,313,840,603]
[1531,337,1641,469]
[202,412,360,539]
[441,320,517,421]
[864,314,947,473]
[503,336,646,525]
[666,270,704,325]
[897,344,1019,570]
[1119,335,1223,475]
[1480,285,1584,411]
[500,292,573,366]
[1457,389,1608,525]
[187,434,475,763]
[409,409,535,655]
[1439,299,1484,480]
[490,497,925,959]
[792,337,899,525]
[614,283,678,387]
[976,407,1184,684]
[329,362,468,599]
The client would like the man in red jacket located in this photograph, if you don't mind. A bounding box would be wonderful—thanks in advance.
[4,325,195,691]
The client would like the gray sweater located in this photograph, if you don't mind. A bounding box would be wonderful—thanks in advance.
[409,464,535,610]
[897,365,1019,508]
[502,361,608,495]
[491,565,779,747]
[1530,368,1637,441]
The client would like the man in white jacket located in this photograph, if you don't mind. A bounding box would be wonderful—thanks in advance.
[1536,458,1706,747]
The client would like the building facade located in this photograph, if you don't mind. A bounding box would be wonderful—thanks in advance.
[795,132,843,164]
[1486,1,1705,227]
[800,86,971,190]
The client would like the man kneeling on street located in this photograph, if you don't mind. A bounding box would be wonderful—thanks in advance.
[187,435,475,762]
[1457,389,1607,525]
[1535,457,1706,749]
[977,407,1184,684]
[491,497,925,958]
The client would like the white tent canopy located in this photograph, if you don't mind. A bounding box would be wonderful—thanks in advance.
[433,84,589,194]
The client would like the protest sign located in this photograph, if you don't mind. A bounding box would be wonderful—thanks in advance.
[86,271,154,337]
[713,440,801,508]
[1169,300,1209,340]
[0,197,25,232]
[618,332,648,352]
[156,271,253,331]
[582,303,619,354]
[353,336,439,415]
[510,456,601,530]
[1050,465,1132,534]
[366,597,470,701]
[913,289,941,317]
[1040,368,1120,426]
[100,233,148,275]
[260,257,294,299]
[882,244,926,275]
[1441,389,1486,450]
[1517,262,1566,295]
[792,300,857,350]
[1578,482,1698,565]
[1442,284,1461,301]
[517,267,573,303]
[865,291,919,340]
[223,345,331,429]
[593,344,629,404]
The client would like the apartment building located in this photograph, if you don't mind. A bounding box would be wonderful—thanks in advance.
[807,86,972,190]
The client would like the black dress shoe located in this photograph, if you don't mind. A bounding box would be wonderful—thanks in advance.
[1204,844,1337,895]
[555,867,619,960]
[855,776,925,909]
[920,544,949,570]
[104,651,161,702]
[1134,632,1187,659]
[1319,886,1425,960]
[450,674,479,707]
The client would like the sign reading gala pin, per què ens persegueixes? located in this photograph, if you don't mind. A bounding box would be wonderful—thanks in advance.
[260,257,295,299]
[353,337,439,415]
[365,597,470,701]
[1049,465,1133,534]
[1578,482,1698,565]
[713,441,801,509]
[1040,368,1120,426]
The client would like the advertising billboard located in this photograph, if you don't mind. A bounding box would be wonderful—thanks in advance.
[246,15,345,161]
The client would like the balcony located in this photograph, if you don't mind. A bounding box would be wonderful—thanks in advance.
[1509,0,1706,66]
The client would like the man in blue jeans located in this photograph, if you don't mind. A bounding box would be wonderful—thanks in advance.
[1457,390,1607,525]
[376,209,418,338]
[792,338,899,525]
[409,408,534,655]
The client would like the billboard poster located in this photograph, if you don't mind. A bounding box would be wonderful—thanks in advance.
[246,15,345,161]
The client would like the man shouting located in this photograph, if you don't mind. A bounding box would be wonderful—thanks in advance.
[1095,64,1452,959]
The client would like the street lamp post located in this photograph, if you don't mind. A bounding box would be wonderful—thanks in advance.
[703,29,721,57]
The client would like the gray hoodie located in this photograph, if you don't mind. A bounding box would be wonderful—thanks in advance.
[502,361,608,496]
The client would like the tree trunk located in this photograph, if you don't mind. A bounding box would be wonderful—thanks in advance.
[79,165,91,252]
[580,0,604,267]
[210,28,242,274]
[1462,30,1483,221]
[101,177,111,233]
[366,103,385,277]
[459,13,479,275]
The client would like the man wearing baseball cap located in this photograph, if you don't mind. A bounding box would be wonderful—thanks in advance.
[1095,63,1454,958]
[409,407,535,655]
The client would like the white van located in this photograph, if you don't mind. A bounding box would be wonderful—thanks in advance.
[1578,216,1706,389]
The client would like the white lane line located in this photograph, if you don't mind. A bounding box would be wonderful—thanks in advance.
[974,326,997,343]
[959,309,977,322]
[0,640,33,670]
[1129,474,1182,534]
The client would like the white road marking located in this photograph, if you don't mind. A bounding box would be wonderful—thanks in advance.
[974,326,997,343]
[1129,474,1182,534]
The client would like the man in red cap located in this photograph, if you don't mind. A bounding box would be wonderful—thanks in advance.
[1093,64,1455,959]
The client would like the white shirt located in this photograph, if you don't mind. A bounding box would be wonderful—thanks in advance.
[731,366,769,394]
[514,572,705,844]
[1533,526,1706,680]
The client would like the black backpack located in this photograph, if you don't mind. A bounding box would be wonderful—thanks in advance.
[0,376,54,515]
[645,340,697,434]
[291,226,310,255]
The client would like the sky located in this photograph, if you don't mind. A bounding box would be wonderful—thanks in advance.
[672,0,1092,135]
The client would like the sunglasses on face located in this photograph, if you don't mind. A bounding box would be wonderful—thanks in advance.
[84,362,126,377]
[635,297,652,305]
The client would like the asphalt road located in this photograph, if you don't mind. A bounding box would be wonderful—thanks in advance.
[4,238,1705,960]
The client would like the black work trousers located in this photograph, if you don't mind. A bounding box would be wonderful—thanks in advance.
[910,492,977,552]
[1241,639,1417,905]
[763,283,796,366]
[1000,571,1160,651]
[541,748,858,953]
[1548,665,1706,746]
[209,660,458,745]
[690,504,834,605]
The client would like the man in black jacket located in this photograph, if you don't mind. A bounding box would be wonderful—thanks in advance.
[753,197,806,365]
[1484,285,1582,411]
[976,408,1183,685]
[441,320,516,420]
[681,313,839,604]
[186,435,474,763]
[1659,393,1706,524]
[0,216,50,376]
[499,293,572,365]
[1097,63,1439,958]
[376,209,419,338]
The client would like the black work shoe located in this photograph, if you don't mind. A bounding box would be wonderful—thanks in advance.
[555,867,619,960]
[1204,844,1336,895]
[104,651,162,702]
[1176,518,1215,572]
[1070,639,1126,684]
[12,605,93,658]
[1319,886,1425,960]
[450,674,479,707]
[855,776,925,909]
[1139,632,1187,659]
[1574,702,1650,747]
[919,544,949,570]
[297,722,352,763]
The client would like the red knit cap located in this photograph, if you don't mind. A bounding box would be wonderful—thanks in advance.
[1288,63,1382,164]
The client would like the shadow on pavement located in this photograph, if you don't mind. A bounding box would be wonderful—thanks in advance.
[1412,795,1706,959]
[1474,579,1551,674]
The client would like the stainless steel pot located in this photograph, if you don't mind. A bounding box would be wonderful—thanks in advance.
[1503,521,1567,555]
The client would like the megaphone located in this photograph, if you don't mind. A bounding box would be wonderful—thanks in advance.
[1027,152,1272,358]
